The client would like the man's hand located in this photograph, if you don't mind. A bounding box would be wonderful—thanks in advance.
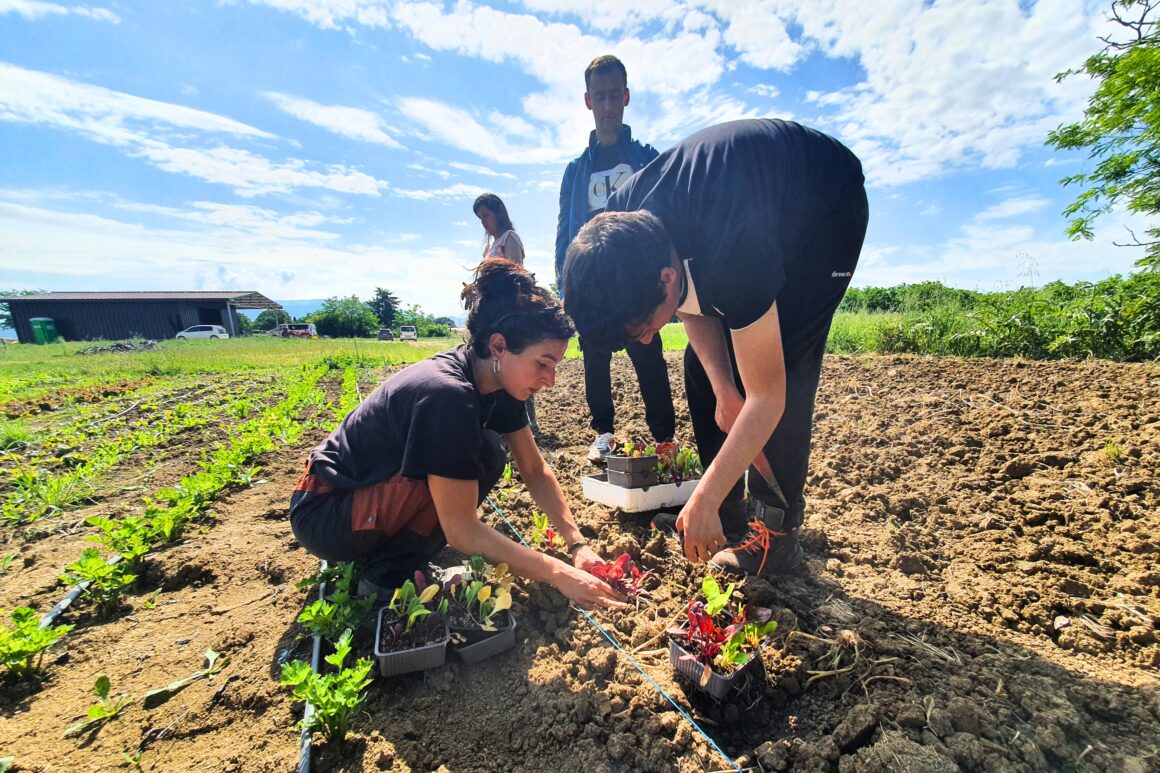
[675,499,727,563]
[714,385,744,434]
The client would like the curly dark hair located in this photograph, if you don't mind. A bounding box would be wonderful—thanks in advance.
[462,258,574,357]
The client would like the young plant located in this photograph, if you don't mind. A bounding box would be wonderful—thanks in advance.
[64,674,133,737]
[386,577,442,633]
[0,607,73,680]
[86,515,151,568]
[296,562,375,643]
[280,629,373,745]
[142,649,228,709]
[529,511,566,553]
[447,555,514,631]
[670,576,778,679]
[59,548,137,616]
[589,553,654,600]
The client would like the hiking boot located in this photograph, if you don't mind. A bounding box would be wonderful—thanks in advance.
[711,499,804,577]
[650,498,749,541]
[587,432,616,464]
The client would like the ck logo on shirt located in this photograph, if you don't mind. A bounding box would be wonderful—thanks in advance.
[588,162,635,213]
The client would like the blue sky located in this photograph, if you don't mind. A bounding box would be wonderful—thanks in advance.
[0,0,1149,319]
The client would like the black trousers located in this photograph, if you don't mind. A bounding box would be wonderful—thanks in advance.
[684,185,868,529]
[289,430,507,587]
[582,334,675,441]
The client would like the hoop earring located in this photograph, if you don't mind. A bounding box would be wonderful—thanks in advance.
[492,358,500,375]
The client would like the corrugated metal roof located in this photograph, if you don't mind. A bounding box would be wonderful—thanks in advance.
[0,291,282,309]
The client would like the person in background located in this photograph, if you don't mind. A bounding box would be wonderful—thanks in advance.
[290,258,625,609]
[473,193,535,428]
[554,54,674,464]
[475,193,525,265]
[562,118,868,578]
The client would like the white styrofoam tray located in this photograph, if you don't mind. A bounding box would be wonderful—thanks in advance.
[582,473,699,512]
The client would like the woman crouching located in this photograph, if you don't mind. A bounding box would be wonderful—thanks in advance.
[289,258,625,609]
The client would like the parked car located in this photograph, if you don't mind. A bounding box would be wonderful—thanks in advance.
[400,325,418,341]
[378,328,395,340]
[269,323,318,339]
[176,325,230,340]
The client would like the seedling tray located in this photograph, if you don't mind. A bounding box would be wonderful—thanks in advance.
[374,607,450,677]
[582,473,699,513]
[450,611,517,665]
[606,468,659,488]
[605,454,659,473]
[668,634,762,701]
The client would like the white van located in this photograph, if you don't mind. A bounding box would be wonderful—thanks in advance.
[400,325,418,341]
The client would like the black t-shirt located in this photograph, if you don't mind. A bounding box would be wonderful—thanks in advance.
[308,345,528,489]
[607,118,864,330]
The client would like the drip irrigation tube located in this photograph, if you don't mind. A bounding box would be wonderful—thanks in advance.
[485,496,743,773]
[298,559,327,773]
[38,554,123,630]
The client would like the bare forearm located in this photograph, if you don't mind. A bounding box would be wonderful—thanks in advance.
[691,395,783,508]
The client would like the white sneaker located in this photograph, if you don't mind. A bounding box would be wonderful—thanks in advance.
[587,432,616,464]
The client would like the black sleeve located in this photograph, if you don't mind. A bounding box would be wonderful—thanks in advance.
[486,394,530,436]
[399,389,483,480]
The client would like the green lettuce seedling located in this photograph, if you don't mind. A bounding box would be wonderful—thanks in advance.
[296,563,375,643]
[0,607,73,680]
[59,548,137,616]
[280,629,373,744]
[64,674,132,737]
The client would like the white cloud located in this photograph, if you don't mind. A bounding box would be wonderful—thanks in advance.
[392,182,487,201]
[975,195,1050,222]
[0,63,387,197]
[264,92,404,148]
[0,197,478,314]
[0,0,120,23]
[449,161,516,180]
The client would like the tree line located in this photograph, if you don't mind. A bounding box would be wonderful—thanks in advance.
[248,288,456,339]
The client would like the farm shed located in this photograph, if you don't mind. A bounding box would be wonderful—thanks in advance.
[0,291,282,343]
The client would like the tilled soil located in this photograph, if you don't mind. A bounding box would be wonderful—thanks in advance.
[0,353,1157,772]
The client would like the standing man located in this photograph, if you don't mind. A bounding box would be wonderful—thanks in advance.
[562,119,868,577]
[555,55,675,463]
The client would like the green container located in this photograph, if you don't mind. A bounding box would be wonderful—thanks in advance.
[29,317,59,344]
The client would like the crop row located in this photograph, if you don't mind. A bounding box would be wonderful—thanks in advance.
[1,360,339,700]
[1,371,265,454]
[0,372,296,527]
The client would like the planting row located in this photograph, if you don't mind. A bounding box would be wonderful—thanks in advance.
[0,360,340,692]
[0,371,295,527]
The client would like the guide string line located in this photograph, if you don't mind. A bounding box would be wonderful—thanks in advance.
[486,495,743,773]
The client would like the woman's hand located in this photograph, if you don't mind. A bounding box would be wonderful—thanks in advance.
[553,564,628,610]
[572,544,602,573]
